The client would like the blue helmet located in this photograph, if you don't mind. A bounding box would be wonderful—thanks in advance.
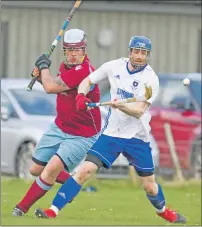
[129,36,152,51]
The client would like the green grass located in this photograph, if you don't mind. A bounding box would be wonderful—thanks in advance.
[1,177,201,226]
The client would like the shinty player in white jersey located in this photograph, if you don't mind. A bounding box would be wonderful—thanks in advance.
[34,36,186,224]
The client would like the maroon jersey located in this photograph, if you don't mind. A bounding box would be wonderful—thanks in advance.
[55,56,101,137]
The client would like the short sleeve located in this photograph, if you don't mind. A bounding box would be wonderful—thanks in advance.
[89,62,110,84]
[146,74,159,104]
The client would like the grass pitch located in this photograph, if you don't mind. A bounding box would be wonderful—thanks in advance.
[1,177,201,226]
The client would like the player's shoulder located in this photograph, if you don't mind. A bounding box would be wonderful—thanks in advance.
[144,64,158,77]
[144,64,159,85]
[102,57,128,68]
[59,62,65,70]
[75,57,95,73]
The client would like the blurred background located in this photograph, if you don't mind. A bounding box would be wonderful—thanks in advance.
[1,1,201,181]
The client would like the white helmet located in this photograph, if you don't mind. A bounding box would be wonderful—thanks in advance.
[63,29,87,67]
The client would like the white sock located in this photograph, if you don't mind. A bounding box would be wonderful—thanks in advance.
[50,205,59,215]
[156,206,166,213]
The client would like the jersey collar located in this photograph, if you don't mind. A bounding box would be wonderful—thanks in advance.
[126,61,147,75]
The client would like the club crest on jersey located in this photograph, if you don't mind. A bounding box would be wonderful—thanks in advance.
[75,65,82,71]
[60,92,68,96]
[131,80,139,91]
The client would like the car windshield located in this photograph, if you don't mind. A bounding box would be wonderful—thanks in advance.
[190,80,202,109]
[10,89,57,116]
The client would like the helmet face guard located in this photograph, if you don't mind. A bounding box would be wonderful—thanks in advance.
[128,36,152,70]
[63,29,87,67]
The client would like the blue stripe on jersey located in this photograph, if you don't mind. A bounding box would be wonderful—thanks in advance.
[101,108,111,134]
[90,84,95,91]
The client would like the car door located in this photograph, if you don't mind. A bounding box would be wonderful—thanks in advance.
[1,91,21,173]
[154,79,201,169]
[150,79,167,165]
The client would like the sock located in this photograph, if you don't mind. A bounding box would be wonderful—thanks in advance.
[56,170,71,184]
[146,184,166,211]
[50,205,59,215]
[52,176,81,210]
[17,176,53,213]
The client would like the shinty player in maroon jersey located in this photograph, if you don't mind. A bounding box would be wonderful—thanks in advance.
[12,29,101,216]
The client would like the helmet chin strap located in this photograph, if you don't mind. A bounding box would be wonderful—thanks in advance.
[63,52,86,68]
[129,59,147,71]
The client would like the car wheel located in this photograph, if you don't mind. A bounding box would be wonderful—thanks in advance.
[191,139,201,179]
[15,142,35,180]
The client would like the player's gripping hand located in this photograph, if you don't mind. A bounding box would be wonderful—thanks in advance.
[35,54,51,71]
[75,93,92,111]
[110,98,119,108]
[31,67,42,82]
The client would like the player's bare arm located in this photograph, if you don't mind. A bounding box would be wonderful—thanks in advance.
[112,101,150,119]
[77,76,93,95]
[40,69,71,94]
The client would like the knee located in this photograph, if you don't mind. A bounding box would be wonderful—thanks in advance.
[143,181,158,196]
[29,166,41,176]
[29,163,44,176]
[74,162,98,185]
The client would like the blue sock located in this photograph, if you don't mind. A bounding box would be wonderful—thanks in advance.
[52,177,81,210]
[146,184,165,210]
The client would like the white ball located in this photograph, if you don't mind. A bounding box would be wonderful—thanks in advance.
[182,78,190,86]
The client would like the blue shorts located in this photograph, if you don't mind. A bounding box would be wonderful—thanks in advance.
[88,134,154,174]
[32,122,98,172]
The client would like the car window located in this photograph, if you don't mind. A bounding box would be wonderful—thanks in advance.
[160,80,191,109]
[190,80,202,110]
[152,78,167,107]
[1,91,18,118]
[10,89,57,116]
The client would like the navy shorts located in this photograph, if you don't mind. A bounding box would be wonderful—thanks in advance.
[88,134,154,174]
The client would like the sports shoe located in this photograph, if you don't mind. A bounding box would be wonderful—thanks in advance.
[157,207,186,223]
[35,208,56,219]
[12,207,25,216]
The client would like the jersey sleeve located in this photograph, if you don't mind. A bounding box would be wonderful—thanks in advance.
[89,62,110,84]
[60,64,92,89]
[146,73,159,104]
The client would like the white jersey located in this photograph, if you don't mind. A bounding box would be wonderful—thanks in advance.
[89,58,159,142]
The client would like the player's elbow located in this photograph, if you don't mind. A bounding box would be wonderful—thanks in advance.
[134,110,144,119]
[133,102,149,119]
[132,107,145,119]
[44,85,55,94]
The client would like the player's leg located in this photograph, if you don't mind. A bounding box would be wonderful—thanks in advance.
[29,158,70,183]
[35,134,121,219]
[31,122,72,184]
[12,123,70,216]
[140,174,186,223]
[29,162,45,177]
[34,132,98,192]
[124,137,186,223]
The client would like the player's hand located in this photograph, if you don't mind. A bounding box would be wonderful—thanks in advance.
[110,98,120,108]
[31,67,42,82]
[144,84,152,100]
[35,54,51,71]
[75,93,92,111]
